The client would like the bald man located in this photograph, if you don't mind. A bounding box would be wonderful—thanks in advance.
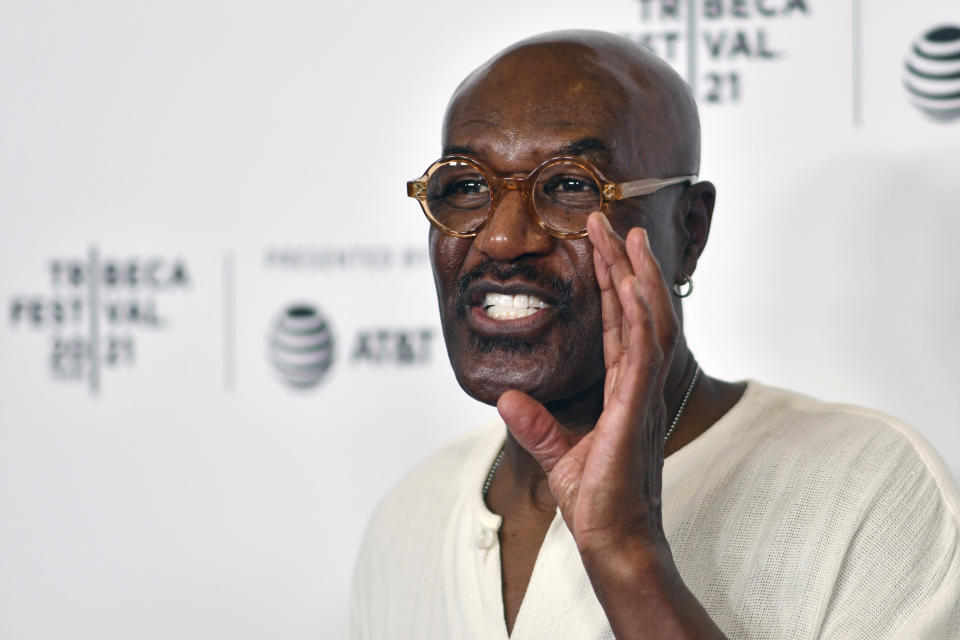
[349,31,960,639]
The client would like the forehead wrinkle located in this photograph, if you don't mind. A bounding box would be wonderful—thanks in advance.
[442,137,615,174]
[446,105,624,164]
[448,104,618,137]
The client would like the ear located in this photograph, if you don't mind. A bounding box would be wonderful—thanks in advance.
[675,181,715,280]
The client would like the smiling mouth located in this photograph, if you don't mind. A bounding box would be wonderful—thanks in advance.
[481,292,550,320]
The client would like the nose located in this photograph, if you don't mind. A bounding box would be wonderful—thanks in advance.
[472,185,554,262]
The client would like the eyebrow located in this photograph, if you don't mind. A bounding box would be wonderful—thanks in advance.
[443,144,477,156]
[557,138,611,156]
[442,137,611,159]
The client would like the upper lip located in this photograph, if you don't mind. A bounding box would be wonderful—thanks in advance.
[462,279,563,308]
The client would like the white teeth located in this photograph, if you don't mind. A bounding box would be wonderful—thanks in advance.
[481,292,550,320]
[486,306,537,320]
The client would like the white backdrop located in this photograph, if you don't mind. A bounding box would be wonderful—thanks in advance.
[1,1,958,638]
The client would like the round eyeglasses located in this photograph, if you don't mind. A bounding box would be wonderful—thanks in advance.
[407,155,697,239]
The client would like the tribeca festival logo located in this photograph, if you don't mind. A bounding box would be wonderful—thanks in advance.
[266,301,436,390]
[903,25,960,122]
[7,247,190,394]
[625,0,811,105]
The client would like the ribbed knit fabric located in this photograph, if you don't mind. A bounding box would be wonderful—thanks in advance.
[349,382,960,639]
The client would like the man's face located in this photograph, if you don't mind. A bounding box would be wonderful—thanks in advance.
[429,55,675,407]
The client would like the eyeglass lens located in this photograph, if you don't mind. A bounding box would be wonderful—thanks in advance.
[425,160,602,234]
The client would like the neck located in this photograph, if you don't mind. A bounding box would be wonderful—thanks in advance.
[500,341,698,509]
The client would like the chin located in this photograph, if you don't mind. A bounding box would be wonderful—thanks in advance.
[453,362,546,407]
[447,333,604,408]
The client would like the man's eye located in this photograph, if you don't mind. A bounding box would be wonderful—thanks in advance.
[443,178,489,197]
[544,176,598,195]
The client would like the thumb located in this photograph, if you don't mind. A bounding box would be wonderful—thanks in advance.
[497,390,575,474]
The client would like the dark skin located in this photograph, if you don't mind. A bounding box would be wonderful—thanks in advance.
[430,31,745,638]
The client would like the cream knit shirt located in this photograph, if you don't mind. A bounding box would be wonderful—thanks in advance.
[349,382,960,639]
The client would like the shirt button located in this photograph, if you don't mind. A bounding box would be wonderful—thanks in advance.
[475,526,496,549]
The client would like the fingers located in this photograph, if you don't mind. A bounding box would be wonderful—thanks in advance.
[612,275,659,413]
[624,228,680,394]
[497,390,576,474]
[589,213,631,372]
[585,274,665,458]
[624,228,678,352]
[587,212,680,424]
[595,246,625,374]
[587,212,636,300]
[588,212,679,363]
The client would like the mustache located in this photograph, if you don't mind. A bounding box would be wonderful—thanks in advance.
[456,260,574,312]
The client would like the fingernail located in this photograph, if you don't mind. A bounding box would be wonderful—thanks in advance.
[642,228,652,250]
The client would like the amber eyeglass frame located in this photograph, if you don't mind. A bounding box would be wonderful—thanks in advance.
[406,154,698,240]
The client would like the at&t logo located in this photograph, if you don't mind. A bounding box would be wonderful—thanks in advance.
[267,303,336,389]
[904,25,960,122]
[266,301,436,390]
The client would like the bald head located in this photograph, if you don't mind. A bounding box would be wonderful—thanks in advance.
[443,30,702,178]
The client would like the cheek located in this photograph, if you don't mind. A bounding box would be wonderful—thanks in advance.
[570,237,600,298]
[567,238,604,346]
[429,231,470,302]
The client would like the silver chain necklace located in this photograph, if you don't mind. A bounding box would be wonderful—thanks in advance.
[663,363,700,443]
[482,363,701,498]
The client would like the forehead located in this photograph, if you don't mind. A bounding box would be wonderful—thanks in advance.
[442,57,648,174]
[441,37,700,180]
[446,108,620,166]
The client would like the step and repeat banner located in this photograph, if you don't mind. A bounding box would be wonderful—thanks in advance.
[1,1,957,638]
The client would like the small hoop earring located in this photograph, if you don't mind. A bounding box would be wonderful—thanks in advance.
[672,274,694,298]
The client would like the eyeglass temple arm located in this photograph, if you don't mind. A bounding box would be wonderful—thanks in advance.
[605,175,698,200]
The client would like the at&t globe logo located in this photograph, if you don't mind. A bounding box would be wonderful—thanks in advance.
[904,25,960,122]
[268,303,335,388]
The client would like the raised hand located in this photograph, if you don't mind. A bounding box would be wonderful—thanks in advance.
[497,211,728,638]
[496,210,678,557]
